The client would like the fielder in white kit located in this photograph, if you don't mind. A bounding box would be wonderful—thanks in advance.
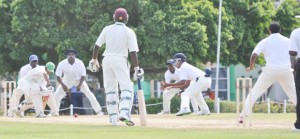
[12,62,56,118]
[90,8,143,126]
[55,49,103,115]
[8,55,39,117]
[158,59,200,114]
[163,53,212,116]
[239,22,297,123]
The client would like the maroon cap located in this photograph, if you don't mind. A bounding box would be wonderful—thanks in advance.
[114,8,128,22]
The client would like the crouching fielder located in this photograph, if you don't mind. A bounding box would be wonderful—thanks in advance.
[12,62,57,118]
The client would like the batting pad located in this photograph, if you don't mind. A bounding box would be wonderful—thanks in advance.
[119,90,133,119]
[106,92,119,122]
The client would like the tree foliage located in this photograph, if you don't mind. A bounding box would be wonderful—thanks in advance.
[0,0,299,79]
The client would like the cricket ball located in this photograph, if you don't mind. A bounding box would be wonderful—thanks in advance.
[74,113,78,118]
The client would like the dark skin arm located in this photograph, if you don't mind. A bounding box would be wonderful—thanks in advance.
[130,51,139,68]
[76,76,85,91]
[166,80,191,90]
[92,45,100,59]
[289,51,297,69]
[57,76,70,94]
[246,53,258,71]
[162,80,186,89]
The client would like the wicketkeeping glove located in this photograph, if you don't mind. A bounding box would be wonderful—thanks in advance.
[133,67,144,81]
[88,59,100,72]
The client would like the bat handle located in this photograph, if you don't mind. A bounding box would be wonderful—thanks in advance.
[137,78,142,90]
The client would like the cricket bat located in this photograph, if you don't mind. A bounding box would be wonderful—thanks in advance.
[137,78,147,126]
[42,96,49,110]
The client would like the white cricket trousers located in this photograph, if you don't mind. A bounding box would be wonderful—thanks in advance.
[102,56,133,118]
[242,66,297,115]
[163,88,199,112]
[180,77,211,111]
[55,80,102,113]
[17,79,44,115]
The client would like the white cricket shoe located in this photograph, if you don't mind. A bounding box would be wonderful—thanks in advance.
[36,113,47,118]
[291,127,300,132]
[157,110,170,115]
[97,111,104,116]
[109,115,119,126]
[12,108,23,118]
[47,112,59,117]
[175,108,191,116]
[195,110,211,116]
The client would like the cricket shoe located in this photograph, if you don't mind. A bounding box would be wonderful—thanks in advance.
[97,111,104,116]
[175,108,191,116]
[36,112,47,118]
[291,127,300,132]
[119,114,134,126]
[7,110,15,117]
[109,115,119,126]
[47,112,59,117]
[195,110,211,116]
[12,108,23,118]
[157,110,170,115]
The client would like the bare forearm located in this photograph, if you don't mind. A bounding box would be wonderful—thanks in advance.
[56,76,65,86]
[249,53,258,69]
[78,76,85,86]
[130,51,139,67]
[92,45,100,59]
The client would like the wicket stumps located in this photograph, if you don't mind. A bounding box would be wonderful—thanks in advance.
[236,78,252,126]
[1,81,16,116]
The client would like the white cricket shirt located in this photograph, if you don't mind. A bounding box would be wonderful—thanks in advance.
[95,22,139,58]
[23,66,47,83]
[56,58,86,82]
[19,64,37,78]
[178,62,205,81]
[289,28,300,58]
[252,33,291,67]
[164,68,180,84]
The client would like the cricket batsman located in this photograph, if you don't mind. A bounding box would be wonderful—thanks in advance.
[90,8,143,126]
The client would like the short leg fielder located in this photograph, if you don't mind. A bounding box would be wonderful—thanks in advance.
[162,88,181,113]
[242,67,297,116]
[55,81,102,114]
[178,78,211,116]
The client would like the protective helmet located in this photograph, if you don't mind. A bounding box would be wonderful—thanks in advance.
[166,59,175,65]
[114,8,128,22]
[46,62,55,73]
[174,53,187,62]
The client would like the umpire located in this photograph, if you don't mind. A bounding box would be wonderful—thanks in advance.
[289,16,300,132]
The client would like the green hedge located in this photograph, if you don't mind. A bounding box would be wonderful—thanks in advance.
[145,97,296,114]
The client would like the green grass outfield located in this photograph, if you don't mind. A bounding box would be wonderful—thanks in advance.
[0,113,299,139]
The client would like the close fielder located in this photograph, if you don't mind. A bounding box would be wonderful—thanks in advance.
[239,22,297,123]
[90,8,143,126]
[158,59,200,114]
[163,53,212,116]
[12,62,56,118]
[8,55,38,117]
[54,49,103,116]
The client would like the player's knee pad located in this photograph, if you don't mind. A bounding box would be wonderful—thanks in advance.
[106,92,119,117]
[119,90,133,117]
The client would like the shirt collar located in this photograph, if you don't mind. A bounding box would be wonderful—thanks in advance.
[270,33,280,36]
[115,22,126,26]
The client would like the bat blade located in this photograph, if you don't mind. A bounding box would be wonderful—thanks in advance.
[137,79,147,126]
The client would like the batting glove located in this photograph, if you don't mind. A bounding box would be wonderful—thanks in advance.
[88,59,100,72]
[133,67,144,81]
